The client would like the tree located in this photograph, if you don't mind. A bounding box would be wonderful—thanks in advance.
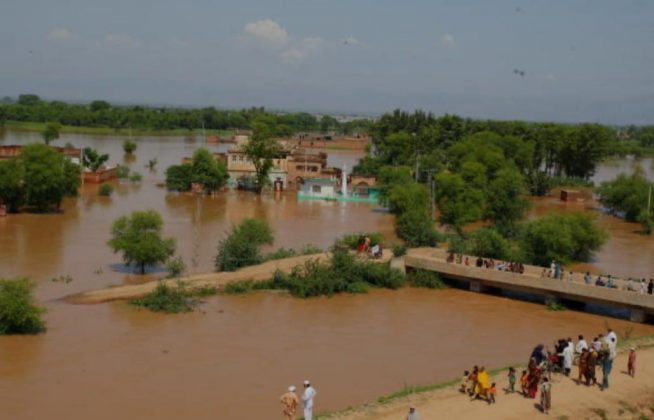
[165,163,193,191]
[395,209,441,246]
[596,171,651,222]
[485,168,529,235]
[387,182,429,216]
[61,159,81,197]
[123,139,137,154]
[41,122,61,145]
[433,172,484,231]
[520,213,606,266]
[242,121,282,191]
[0,159,25,212]
[17,94,40,106]
[467,228,512,260]
[215,219,274,271]
[89,100,111,112]
[82,147,109,172]
[560,124,612,179]
[108,210,176,274]
[0,278,46,335]
[190,148,228,192]
[20,144,67,212]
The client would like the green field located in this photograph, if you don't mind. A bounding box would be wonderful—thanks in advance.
[3,121,235,137]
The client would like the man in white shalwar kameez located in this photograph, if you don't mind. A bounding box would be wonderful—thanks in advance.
[302,380,317,420]
[559,339,574,376]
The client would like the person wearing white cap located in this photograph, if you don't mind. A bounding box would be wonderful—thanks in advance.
[280,385,299,420]
[302,380,317,420]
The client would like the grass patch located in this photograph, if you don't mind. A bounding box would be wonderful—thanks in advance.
[128,281,217,313]
[222,279,275,295]
[546,301,567,311]
[590,408,608,420]
[263,245,323,262]
[407,269,447,289]
[0,278,46,334]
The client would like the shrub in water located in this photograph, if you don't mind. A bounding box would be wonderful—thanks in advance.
[0,278,46,334]
[129,171,143,182]
[129,281,217,313]
[215,219,274,272]
[115,165,130,179]
[166,256,187,278]
[98,183,114,196]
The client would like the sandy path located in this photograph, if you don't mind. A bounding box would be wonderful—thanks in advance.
[331,342,654,420]
[67,250,393,304]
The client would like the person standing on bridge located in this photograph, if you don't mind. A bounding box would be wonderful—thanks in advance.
[640,278,647,294]
[302,380,317,420]
[648,279,653,294]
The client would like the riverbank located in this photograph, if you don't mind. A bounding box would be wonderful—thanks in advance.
[320,335,654,419]
[2,120,234,137]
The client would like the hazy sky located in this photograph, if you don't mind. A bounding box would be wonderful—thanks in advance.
[1,0,653,123]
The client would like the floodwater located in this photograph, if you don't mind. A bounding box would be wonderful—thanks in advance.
[1,129,654,419]
[1,289,652,420]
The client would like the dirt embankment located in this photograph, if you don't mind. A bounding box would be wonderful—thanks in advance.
[324,338,654,420]
[67,250,393,304]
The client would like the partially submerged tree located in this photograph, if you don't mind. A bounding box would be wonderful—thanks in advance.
[0,277,46,335]
[108,210,176,274]
[0,159,25,212]
[123,139,137,154]
[165,148,228,192]
[82,147,109,172]
[41,122,61,145]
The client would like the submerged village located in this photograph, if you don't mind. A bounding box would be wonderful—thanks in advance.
[1,99,654,419]
[2,3,654,419]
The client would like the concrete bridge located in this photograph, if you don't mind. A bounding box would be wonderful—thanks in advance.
[404,248,654,323]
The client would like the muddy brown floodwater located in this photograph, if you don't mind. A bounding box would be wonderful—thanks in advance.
[1,289,653,420]
[0,130,653,419]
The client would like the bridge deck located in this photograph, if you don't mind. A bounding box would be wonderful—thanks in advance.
[404,248,654,322]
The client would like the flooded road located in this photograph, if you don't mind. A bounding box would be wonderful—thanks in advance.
[1,288,652,420]
[1,130,653,419]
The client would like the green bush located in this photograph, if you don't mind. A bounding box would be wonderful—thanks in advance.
[521,213,607,266]
[0,278,46,334]
[123,139,137,154]
[129,171,142,182]
[395,209,441,246]
[223,279,275,294]
[115,165,130,179]
[392,243,407,257]
[215,219,274,271]
[166,256,186,278]
[128,281,216,313]
[98,183,114,196]
[279,248,405,298]
[264,247,297,261]
[335,232,383,250]
[407,269,446,289]
[467,228,512,260]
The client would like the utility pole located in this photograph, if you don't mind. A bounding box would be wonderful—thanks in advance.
[648,184,652,215]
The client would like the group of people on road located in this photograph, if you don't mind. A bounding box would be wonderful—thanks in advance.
[280,380,317,420]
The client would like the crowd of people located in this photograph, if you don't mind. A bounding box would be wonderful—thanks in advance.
[445,252,654,296]
[452,328,638,415]
[446,252,525,274]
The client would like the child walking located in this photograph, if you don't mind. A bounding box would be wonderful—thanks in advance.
[519,370,528,396]
[460,370,469,393]
[540,377,552,414]
[488,383,497,405]
[628,347,636,377]
[507,367,516,393]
